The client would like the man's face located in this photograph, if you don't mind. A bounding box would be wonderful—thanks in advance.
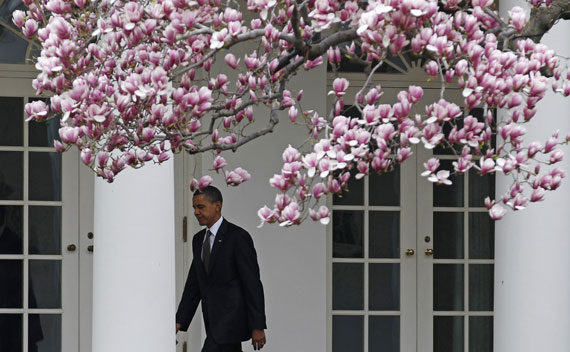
[192,194,222,228]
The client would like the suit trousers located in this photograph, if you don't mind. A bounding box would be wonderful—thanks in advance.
[202,336,242,352]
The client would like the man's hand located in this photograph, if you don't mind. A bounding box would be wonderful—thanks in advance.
[252,329,266,350]
[175,323,181,345]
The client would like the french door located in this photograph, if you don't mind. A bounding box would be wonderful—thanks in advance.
[0,70,81,352]
[328,85,495,351]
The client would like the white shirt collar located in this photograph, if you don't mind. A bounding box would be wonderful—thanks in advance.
[207,216,224,236]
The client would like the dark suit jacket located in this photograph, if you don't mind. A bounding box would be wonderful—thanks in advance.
[176,219,267,343]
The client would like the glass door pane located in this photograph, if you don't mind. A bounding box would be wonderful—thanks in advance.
[0,93,78,352]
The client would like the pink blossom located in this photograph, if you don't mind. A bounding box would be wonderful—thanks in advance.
[198,175,213,189]
[529,77,548,97]
[310,205,331,225]
[489,204,506,220]
[304,56,323,70]
[158,152,170,163]
[49,17,72,39]
[530,188,546,202]
[280,201,300,226]
[22,19,39,39]
[496,158,515,173]
[210,28,228,49]
[12,10,25,28]
[484,197,493,209]
[270,174,290,191]
[453,156,473,173]
[225,53,240,69]
[425,61,439,77]
[318,158,333,178]
[288,106,297,123]
[478,157,495,175]
[330,78,349,98]
[455,59,468,76]
[59,126,79,144]
[227,21,242,37]
[472,0,493,7]
[213,156,227,171]
[327,47,337,64]
[545,136,557,153]
[189,178,199,192]
[509,7,527,32]
[281,90,295,108]
[509,194,529,210]
[408,86,423,103]
[54,140,66,152]
[328,178,342,193]
[25,100,49,121]
[397,148,412,163]
[96,151,109,169]
[355,160,368,179]
[282,162,302,179]
[549,149,564,164]
[226,167,251,186]
[257,206,275,227]
[282,145,300,163]
[428,170,452,185]
[302,153,318,177]
[422,158,440,176]
[365,88,383,105]
[274,193,291,211]
[141,127,155,142]
[312,183,327,199]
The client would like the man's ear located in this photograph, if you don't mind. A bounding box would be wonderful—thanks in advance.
[215,201,222,212]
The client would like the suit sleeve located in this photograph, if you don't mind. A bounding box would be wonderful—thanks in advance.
[176,259,201,331]
[235,230,267,330]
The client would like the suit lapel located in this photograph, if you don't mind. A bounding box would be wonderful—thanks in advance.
[207,219,227,275]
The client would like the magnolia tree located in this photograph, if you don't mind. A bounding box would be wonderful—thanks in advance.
[13,0,570,225]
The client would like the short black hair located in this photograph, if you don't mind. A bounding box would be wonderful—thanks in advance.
[193,185,223,204]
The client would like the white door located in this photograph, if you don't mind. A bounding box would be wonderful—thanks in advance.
[0,68,81,352]
[416,107,495,352]
[328,70,495,351]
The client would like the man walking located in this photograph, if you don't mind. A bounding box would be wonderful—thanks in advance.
[176,186,267,351]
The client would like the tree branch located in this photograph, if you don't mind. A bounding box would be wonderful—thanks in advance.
[173,29,295,78]
[185,108,280,153]
[308,29,359,59]
[291,5,308,54]
[522,0,570,43]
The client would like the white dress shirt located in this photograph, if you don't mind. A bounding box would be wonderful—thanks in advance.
[203,216,223,255]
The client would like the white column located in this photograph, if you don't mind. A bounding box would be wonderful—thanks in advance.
[92,159,175,352]
[495,4,570,351]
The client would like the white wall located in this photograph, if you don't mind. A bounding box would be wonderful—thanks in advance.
[495,4,570,350]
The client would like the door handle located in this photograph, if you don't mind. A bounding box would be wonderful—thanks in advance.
[405,249,415,256]
[67,244,77,252]
[87,245,94,252]
[425,248,434,256]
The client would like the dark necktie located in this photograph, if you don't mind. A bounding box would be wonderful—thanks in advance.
[202,230,212,272]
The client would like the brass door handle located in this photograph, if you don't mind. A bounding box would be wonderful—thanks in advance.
[425,248,434,256]
[67,244,77,252]
[405,249,415,256]
[87,245,94,252]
